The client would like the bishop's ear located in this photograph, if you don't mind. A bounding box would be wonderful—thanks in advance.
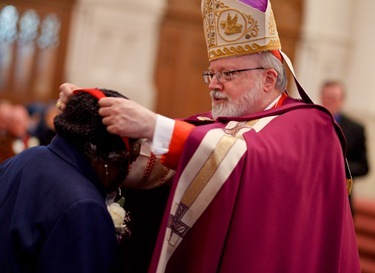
[264,68,278,92]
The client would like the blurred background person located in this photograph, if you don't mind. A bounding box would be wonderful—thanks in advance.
[26,102,46,138]
[0,100,14,162]
[3,104,39,160]
[320,80,370,217]
[0,100,12,136]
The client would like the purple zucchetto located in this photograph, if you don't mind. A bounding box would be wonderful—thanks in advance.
[239,0,268,12]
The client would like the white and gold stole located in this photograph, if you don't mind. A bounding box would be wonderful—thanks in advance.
[156,116,278,273]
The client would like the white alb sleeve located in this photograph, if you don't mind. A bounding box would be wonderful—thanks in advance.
[151,114,175,155]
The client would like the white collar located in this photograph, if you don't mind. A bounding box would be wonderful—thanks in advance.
[264,94,282,110]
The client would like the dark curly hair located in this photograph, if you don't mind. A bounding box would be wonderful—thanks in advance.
[54,89,129,161]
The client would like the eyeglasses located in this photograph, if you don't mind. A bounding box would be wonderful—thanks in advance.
[202,67,265,84]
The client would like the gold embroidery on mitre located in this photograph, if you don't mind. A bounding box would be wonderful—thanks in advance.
[218,9,259,43]
[209,39,281,60]
[203,0,229,48]
[220,13,243,35]
[244,14,259,39]
[269,9,277,36]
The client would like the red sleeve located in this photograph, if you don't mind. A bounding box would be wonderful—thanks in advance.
[160,120,195,170]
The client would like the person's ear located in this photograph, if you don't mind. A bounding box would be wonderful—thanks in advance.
[264,68,278,92]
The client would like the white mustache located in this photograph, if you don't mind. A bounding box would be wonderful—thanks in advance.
[210,91,228,100]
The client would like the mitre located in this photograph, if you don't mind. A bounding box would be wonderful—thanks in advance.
[201,0,281,61]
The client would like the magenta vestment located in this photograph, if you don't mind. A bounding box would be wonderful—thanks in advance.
[149,97,360,273]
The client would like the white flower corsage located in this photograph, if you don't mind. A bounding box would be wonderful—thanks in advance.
[106,194,131,243]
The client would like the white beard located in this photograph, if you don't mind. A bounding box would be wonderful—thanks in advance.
[210,79,263,119]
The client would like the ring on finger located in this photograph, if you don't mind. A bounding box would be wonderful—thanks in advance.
[56,100,63,110]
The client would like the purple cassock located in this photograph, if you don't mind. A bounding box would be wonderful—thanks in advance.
[148,96,361,273]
